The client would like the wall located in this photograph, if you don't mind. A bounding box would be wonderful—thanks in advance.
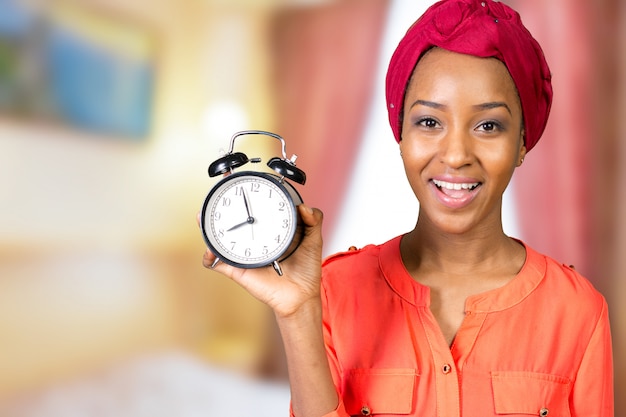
[0,0,281,398]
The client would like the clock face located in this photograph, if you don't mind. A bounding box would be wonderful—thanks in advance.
[201,172,302,268]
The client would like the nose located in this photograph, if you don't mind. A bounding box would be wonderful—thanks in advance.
[439,127,474,168]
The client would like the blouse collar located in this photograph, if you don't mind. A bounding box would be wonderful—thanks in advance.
[378,235,546,312]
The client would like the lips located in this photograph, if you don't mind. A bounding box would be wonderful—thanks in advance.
[431,178,481,209]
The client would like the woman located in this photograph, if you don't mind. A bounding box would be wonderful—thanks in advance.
[201,0,614,416]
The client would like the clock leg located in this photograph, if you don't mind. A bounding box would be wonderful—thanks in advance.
[272,261,283,276]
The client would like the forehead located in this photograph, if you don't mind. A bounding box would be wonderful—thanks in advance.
[406,48,520,107]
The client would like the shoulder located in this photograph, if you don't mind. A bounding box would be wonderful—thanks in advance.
[322,235,404,272]
[543,253,603,299]
[527,243,607,316]
[321,244,380,285]
[322,244,379,268]
[319,239,405,322]
[321,237,401,289]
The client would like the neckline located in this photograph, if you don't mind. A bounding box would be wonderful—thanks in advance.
[379,235,546,312]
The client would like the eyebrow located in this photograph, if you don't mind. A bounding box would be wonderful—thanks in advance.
[473,102,512,115]
[409,100,447,110]
[409,100,512,115]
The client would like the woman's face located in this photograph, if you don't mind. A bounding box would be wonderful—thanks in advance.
[400,48,526,236]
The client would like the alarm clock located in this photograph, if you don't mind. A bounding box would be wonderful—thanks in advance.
[200,130,306,276]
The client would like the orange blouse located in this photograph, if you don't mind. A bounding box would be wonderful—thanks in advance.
[314,236,613,417]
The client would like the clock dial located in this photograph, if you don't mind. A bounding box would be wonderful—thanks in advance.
[202,172,301,267]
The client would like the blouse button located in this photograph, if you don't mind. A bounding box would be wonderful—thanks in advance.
[442,364,452,374]
[361,405,371,415]
[539,408,549,416]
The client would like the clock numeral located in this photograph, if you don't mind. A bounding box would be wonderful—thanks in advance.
[282,219,289,229]
[278,201,286,211]
[275,235,281,244]
[250,183,260,192]
[218,229,225,238]
[234,186,244,196]
[262,246,269,255]
[268,189,273,198]
[222,197,231,207]
[230,241,236,250]
[245,248,252,257]
[214,211,222,221]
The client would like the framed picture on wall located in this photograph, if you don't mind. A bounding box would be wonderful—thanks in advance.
[0,0,156,141]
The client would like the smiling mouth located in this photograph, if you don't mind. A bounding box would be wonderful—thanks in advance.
[432,179,481,191]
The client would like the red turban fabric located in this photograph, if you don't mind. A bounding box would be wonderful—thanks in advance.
[385,0,552,152]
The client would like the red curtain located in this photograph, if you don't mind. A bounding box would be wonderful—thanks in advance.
[510,0,595,279]
[511,3,625,412]
[271,0,389,237]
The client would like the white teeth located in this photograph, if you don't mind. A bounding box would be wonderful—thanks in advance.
[433,179,480,191]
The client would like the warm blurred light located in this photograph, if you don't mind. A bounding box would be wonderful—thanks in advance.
[202,100,250,144]
[0,0,623,414]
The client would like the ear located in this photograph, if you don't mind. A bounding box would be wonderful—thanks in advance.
[516,131,527,167]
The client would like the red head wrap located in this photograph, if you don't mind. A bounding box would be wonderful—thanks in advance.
[385,0,552,152]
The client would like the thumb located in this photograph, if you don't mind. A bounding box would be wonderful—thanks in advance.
[299,204,323,230]
[298,204,324,256]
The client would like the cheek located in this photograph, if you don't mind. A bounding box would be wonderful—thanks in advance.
[481,148,518,190]
[400,134,437,163]
[400,142,433,182]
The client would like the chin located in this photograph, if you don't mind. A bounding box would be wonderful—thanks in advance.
[423,211,486,236]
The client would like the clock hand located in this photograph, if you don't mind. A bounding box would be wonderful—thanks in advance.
[227,217,255,232]
[242,189,253,221]
[242,188,255,240]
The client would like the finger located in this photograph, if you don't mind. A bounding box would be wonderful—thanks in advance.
[298,204,323,227]
[201,246,244,270]
[202,248,217,269]
[202,249,242,280]
[296,205,324,258]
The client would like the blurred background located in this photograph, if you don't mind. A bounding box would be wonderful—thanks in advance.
[0,0,623,415]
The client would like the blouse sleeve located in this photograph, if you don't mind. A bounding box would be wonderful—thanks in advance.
[569,298,614,416]
[288,273,350,417]
[319,276,351,417]
[289,401,348,417]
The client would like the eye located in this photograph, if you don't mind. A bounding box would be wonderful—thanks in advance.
[416,117,440,129]
[476,120,503,133]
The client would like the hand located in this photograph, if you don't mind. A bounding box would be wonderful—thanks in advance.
[198,204,324,318]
